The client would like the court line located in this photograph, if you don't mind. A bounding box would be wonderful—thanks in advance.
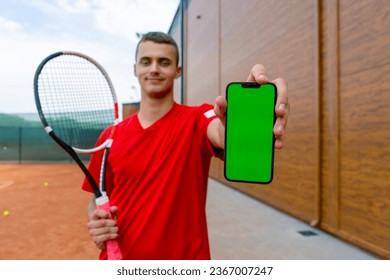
[0,181,14,190]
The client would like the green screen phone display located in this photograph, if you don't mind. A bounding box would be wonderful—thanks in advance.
[224,82,276,184]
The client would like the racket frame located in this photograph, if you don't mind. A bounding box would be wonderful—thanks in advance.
[34,51,119,199]
[34,51,122,260]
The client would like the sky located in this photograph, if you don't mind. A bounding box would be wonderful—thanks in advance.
[0,0,180,115]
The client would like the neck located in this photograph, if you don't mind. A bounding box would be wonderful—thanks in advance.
[138,94,175,129]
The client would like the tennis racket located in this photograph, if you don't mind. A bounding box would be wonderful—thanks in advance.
[33,51,122,260]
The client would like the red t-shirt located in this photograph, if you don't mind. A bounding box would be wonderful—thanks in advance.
[82,103,218,260]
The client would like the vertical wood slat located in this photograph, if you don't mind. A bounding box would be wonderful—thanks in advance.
[312,0,322,227]
[320,0,341,232]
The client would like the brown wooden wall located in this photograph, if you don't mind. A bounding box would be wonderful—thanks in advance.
[122,102,140,119]
[178,0,390,259]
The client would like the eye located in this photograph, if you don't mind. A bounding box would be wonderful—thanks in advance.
[160,59,171,67]
[140,59,150,66]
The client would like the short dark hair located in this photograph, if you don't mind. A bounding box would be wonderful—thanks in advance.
[135,32,180,66]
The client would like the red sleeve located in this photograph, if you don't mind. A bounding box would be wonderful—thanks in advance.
[81,126,113,193]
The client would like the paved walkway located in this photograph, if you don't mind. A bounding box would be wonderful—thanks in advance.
[206,178,380,260]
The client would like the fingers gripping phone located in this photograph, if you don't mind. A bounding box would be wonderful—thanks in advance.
[224,82,277,184]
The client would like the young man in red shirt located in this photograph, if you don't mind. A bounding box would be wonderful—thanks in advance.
[83,32,289,259]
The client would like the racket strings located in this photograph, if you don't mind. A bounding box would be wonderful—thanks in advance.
[37,54,115,150]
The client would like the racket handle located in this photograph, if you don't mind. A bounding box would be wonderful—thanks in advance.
[96,197,123,260]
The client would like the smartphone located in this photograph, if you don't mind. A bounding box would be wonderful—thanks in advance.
[224,82,277,184]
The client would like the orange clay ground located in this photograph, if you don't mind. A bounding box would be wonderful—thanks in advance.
[0,164,100,259]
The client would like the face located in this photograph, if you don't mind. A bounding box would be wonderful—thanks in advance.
[134,41,181,99]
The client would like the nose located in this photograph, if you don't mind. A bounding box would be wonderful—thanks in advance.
[149,61,160,74]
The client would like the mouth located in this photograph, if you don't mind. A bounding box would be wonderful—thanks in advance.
[145,76,164,82]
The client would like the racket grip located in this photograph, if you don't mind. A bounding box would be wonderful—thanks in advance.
[96,198,123,260]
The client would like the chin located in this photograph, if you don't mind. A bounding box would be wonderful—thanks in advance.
[147,89,171,99]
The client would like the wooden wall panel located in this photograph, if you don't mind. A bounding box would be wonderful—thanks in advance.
[181,0,390,258]
[337,0,390,257]
[186,0,220,105]
[122,102,140,119]
[218,0,321,223]
[171,26,183,103]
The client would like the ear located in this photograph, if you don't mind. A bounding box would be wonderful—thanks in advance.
[133,64,137,77]
[175,66,182,79]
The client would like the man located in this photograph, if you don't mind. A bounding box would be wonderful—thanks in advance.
[83,32,289,259]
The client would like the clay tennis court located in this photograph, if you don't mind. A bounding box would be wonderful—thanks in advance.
[0,164,379,260]
[0,164,100,260]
